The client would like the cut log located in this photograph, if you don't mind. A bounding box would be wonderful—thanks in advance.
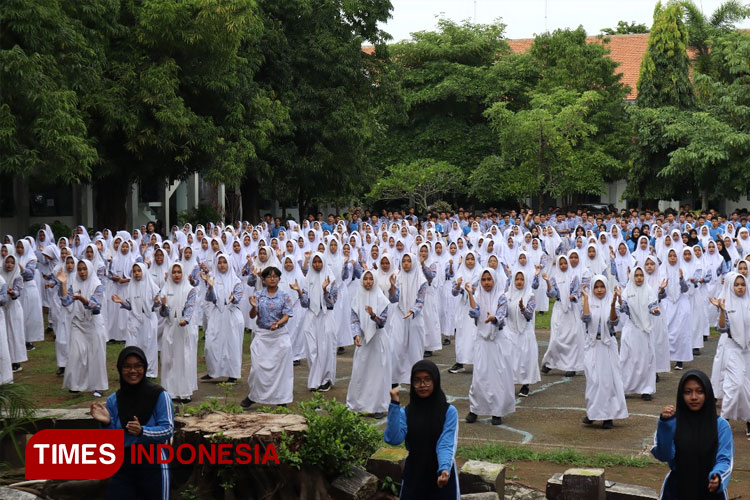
[329,466,378,500]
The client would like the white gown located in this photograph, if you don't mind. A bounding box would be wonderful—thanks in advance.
[470,325,516,417]
[582,314,628,420]
[719,339,750,421]
[248,327,294,404]
[19,275,44,342]
[0,306,12,384]
[204,285,244,379]
[619,319,656,395]
[3,283,27,365]
[62,286,108,393]
[541,277,584,372]
[347,309,392,414]
[160,289,199,399]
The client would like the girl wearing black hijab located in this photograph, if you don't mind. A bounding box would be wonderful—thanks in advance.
[90,346,174,500]
[651,369,733,500]
[385,359,459,499]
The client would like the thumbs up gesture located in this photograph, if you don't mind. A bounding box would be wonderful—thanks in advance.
[126,416,142,436]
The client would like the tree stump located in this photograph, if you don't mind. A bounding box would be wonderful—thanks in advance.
[172,411,329,500]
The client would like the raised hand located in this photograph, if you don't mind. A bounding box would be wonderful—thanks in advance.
[484,313,496,324]
[660,279,668,290]
[365,305,374,317]
[90,402,110,425]
[161,295,167,307]
[289,280,300,292]
[542,272,549,281]
[464,282,472,293]
[322,276,330,291]
[389,386,400,403]
[56,269,67,284]
[112,295,122,304]
[661,405,675,420]
[249,295,258,308]
[389,274,396,287]
[535,265,542,276]
[126,416,142,436]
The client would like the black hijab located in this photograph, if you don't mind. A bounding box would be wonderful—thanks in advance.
[116,346,165,429]
[673,370,720,500]
[717,240,731,262]
[405,360,450,482]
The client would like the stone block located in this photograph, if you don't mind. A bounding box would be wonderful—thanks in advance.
[461,493,499,500]
[459,460,505,496]
[366,447,408,483]
[561,468,606,500]
[606,482,659,500]
[330,466,378,500]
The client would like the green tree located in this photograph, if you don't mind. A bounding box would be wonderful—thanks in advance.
[373,19,514,178]
[600,20,649,35]
[367,159,465,212]
[244,0,394,219]
[470,89,605,209]
[636,1,695,109]
[682,0,750,75]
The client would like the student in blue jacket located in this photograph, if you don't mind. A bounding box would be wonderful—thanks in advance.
[651,369,733,500]
[90,346,174,500]
[385,359,459,500]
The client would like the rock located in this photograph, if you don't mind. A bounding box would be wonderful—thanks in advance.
[0,487,43,500]
[330,466,378,500]
[459,460,505,496]
[461,493,498,500]
[605,482,659,500]
[559,468,605,500]
[505,482,547,500]
[365,447,409,483]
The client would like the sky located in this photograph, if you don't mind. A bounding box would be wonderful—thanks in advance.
[381,0,750,41]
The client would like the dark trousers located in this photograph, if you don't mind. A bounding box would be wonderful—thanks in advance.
[107,460,169,500]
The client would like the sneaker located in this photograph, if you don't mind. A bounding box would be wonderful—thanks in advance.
[491,416,502,426]
[56,367,65,376]
[448,363,465,374]
[465,412,478,424]
[26,342,35,351]
[641,393,653,401]
[391,383,399,389]
[181,397,192,403]
[318,381,332,392]
[93,391,103,398]
[106,339,117,345]
[423,351,433,358]
[442,338,451,346]
[293,359,301,366]
[656,373,660,383]
[541,364,551,374]
[582,416,594,425]
[226,378,237,384]
[675,362,684,370]
[12,363,22,373]
[371,412,386,419]
[518,385,529,397]
[565,371,576,377]
[240,397,254,409]
[693,348,701,356]
[200,374,213,381]
[69,390,81,394]
[703,335,708,342]
[602,420,614,429]
[745,421,750,437]
[337,347,345,355]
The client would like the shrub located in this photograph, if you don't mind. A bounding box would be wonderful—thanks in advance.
[178,204,222,227]
[28,221,72,241]
[277,395,381,478]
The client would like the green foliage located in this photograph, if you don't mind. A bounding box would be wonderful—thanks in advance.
[637,1,695,108]
[600,20,650,35]
[428,200,453,214]
[457,443,653,468]
[0,384,38,465]
[177,203,223,227]
[379,476,401,495]
[276,394,381,478]
[373,19,512,179]
[28,221,72,241]
[186,382,243,416]
[470,89,606,207]
[682,0,750,75]
[368,159,465,213]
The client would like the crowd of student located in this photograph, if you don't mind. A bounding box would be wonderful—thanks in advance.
[0,206,748,439]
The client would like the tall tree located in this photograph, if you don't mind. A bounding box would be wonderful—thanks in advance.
[600,20,649,35]
[372,19,514,176]
[636,1,695,109]
[682,0,750,75]
[244,0,394,219]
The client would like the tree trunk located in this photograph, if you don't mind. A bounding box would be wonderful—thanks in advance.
[701,189,709,212]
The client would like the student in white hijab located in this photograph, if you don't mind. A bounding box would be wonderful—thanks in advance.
[690,245,712,354]
[157,262,199,403]
[299,252,339,392]
[619,265,661,400]
[1,252,27,374]
[417,243,442,356]
[448,250,481,374]
[660,248,693,370]
[279,255,307,364]
[346,269,392,417]
[201,253,244,383]
[506,268,539,397]
[541,254,584,376]
[56,259,108,397]
[643,255,671,375]
[464,267,515,425]
[0,274,11,384]
[710,272,750,434]
[580,275,628,429]
[390,252,428,385]
[15,239,45,349]
[108,240,138,343]
[112,262,160,378]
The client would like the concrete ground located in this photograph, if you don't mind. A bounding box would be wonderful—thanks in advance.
[188,324,750,475]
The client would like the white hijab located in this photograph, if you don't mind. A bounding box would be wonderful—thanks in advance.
[351,270,391,344]
[375,254,396,295]
[586,274,614,346]
[396,253,427,315]
[475,267,504,341]
[160,263,193,322]
[623,265,656,332]
[304,252,336,316]
[125,262,159,321]
[721,272,750,349]
[506,268,533,335]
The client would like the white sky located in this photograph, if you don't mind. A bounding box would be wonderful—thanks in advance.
[381,0,750,41]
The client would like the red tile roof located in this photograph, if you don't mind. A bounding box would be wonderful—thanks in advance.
[508,33,650,100]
